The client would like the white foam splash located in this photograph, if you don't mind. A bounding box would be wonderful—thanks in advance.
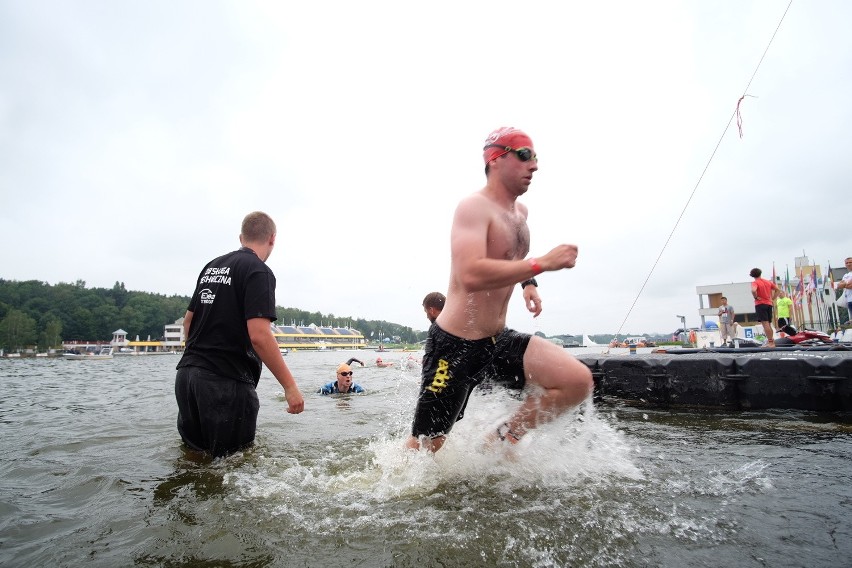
[230,389,641,506]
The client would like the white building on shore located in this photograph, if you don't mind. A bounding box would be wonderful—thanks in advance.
[694,256,848,333]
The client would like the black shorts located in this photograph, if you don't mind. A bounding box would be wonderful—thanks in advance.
[175,365,260,457]
[410,324,531,438]
[755,304,773,323]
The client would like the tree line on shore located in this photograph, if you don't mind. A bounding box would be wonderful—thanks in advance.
[0,278,666,353]
[0,279,424,352]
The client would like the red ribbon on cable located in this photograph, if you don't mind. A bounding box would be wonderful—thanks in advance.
[736,94,756,139]
[736,95,746,138]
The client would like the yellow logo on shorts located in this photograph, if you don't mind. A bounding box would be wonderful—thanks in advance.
[426,358,450,393]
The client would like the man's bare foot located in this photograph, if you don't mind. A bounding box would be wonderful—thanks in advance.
[480,423,525,461]
[483,422,521,447]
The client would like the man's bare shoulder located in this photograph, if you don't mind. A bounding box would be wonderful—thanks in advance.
[458,190,490,206]
[454,190,494,216]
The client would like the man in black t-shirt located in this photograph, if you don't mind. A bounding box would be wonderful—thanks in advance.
[175,211,304,457]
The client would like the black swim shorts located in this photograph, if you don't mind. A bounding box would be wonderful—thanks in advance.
[410,324,531,439]
[755,304,773,323]
[175,365,260,457]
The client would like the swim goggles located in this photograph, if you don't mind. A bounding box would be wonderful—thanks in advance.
[483,145,537,162]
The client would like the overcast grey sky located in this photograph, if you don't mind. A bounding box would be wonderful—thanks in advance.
[1,0,850,336]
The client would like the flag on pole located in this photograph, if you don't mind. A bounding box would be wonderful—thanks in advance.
[795,268,804,306]
[784,266,791,295]
[772,262,777,286]
[826,262,841,327]
[823,264,833,308]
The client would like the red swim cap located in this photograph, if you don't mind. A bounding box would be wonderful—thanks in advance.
[483,127,533,163]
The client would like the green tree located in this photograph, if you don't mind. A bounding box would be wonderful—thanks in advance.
[65,306,95,340]
[109,281,130,310]
[0,309,37,351]
[117,305,145,337]
[39,314,63,349]
[0,278,438,348]
[91,303,120,339]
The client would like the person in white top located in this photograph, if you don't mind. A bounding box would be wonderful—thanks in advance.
[836,257,852,316]
[717,296,736,346]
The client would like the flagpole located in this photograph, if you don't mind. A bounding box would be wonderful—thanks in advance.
[812,267,822,330]
[772,262,778,330]
[824,287,832,330]
[827,261,840,332]
[811,266,822,331]
[807,292,815,328]
[785,265,796,327]
[799,266,812,328]
[820,274,831,330]
[796,266,806,328]
[816,289,825,331]
[819,270,830,331]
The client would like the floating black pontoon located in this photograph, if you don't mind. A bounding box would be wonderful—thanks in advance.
[576,346,852,411]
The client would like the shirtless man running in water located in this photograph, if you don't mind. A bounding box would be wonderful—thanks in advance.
[405,127,593,453]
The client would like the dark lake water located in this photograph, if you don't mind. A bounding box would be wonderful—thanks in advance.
[1,350,850,567]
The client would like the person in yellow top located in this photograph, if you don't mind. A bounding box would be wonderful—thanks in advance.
[775,290,795,335]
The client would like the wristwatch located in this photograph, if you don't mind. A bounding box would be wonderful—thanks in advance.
[521,278,538,288]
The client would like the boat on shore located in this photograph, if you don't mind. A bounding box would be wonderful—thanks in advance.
[63,346,113,360]
[113,350,177,356]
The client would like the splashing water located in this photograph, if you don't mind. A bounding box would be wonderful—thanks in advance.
[2,353,849,567]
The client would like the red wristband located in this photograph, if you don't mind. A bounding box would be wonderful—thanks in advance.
[528,257,543,275]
